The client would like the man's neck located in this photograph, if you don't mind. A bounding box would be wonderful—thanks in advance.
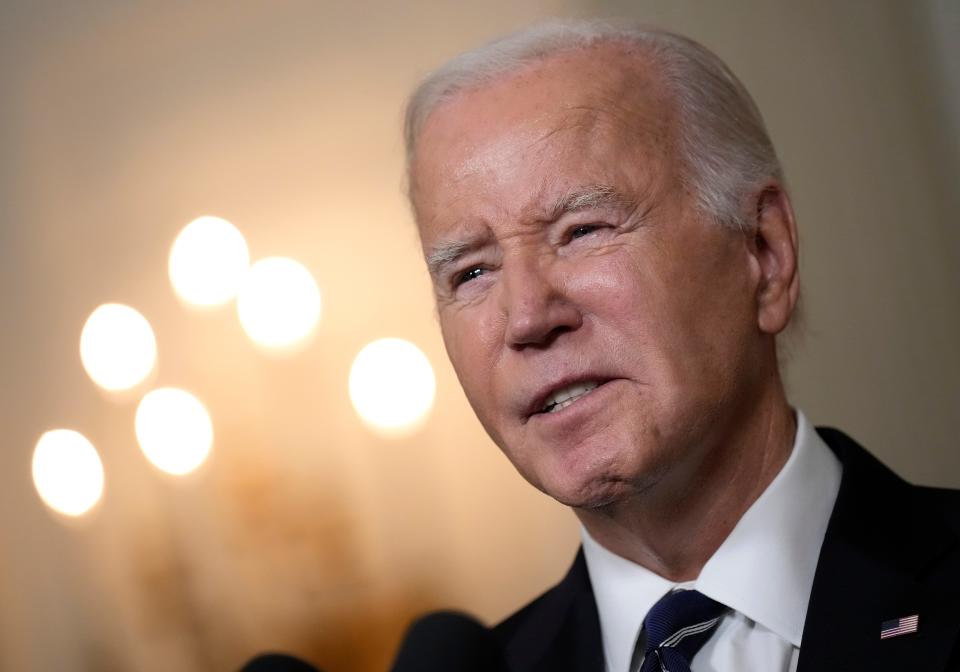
[574,387,796,582]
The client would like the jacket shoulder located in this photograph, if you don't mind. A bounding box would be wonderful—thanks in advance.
[491,550,604,672]
[800,427,960,672]
[914,485,960,533]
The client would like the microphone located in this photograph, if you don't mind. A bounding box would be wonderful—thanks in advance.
[239,652,323,671]
[389,610,506,672]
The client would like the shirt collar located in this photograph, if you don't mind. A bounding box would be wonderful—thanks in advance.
[696,410,841,646]
[581,410,842,670]
[581,526,675,672]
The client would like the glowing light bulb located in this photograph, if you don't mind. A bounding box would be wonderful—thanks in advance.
[349,338,436,435]
[32,429,105,517]
[236,257,322,349]
[135,387,213,475]
[169,215,250,307]
[80,303,157,391]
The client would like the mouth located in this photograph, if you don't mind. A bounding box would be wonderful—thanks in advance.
[533,380,605,416]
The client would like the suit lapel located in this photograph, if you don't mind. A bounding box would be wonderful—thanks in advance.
[495,550,604,672]
[798,428,960,671]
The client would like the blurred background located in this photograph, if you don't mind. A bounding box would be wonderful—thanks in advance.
[1,1,958,670]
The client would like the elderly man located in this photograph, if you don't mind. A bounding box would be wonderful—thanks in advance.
[396,20,960,672]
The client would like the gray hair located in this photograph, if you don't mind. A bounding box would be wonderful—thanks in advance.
[404,19,784,230]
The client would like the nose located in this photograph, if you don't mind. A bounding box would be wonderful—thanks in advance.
[500,254,582,349]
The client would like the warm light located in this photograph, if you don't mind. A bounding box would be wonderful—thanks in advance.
[80,303,157,391]
[169,215,250,307]
[135,387,213,475]
[349,338,436,434]
[236,257,322,349]
[32,430,105,517]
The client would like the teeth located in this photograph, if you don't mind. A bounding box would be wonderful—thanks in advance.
[542,381,600,413]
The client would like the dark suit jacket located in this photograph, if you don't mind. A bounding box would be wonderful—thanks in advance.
[490,428,960,671]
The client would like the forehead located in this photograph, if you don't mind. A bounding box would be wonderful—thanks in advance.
[410,45,677,235]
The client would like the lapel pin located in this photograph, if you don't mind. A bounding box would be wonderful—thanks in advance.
[880,614,919,639]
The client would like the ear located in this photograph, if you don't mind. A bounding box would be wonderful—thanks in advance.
[746,184,800,335]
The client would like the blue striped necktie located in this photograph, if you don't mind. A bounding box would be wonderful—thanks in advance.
[637,589,727,672]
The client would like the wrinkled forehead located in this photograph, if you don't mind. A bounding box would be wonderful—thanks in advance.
[409,45,677,224]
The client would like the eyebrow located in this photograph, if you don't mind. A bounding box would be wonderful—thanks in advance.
[547,184,636,220]
[426,232,488,280]
[425,184,635,280]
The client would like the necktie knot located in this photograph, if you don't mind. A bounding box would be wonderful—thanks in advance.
[638,589,727,672]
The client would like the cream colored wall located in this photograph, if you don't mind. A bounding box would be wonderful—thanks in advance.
[0,2,956,672]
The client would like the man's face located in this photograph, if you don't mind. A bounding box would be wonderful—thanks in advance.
[411,48,767,509]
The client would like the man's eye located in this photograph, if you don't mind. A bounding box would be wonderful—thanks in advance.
[455,266,486,287]
[570,224,600,240]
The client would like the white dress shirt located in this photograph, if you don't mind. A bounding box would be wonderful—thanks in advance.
[581,410,842,672]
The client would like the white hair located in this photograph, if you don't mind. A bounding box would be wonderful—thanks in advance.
[404,19,784,230]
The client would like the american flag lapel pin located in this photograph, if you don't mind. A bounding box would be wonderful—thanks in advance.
[880,614,919,639]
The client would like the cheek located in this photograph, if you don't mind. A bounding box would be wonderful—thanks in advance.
[564,250,736,387]
[563,252,648,324]
[440,303,505,401]
[563,252,631,294]
[563,252,664,345]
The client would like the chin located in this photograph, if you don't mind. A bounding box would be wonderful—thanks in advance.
[532,443,668,510]
[539,470,638,510]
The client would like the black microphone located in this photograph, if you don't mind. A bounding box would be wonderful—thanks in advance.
[389,610,506,672]
[239,652,323,671]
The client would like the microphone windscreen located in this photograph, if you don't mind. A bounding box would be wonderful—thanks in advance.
[389,610,506,672]
[239,652,322,672]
